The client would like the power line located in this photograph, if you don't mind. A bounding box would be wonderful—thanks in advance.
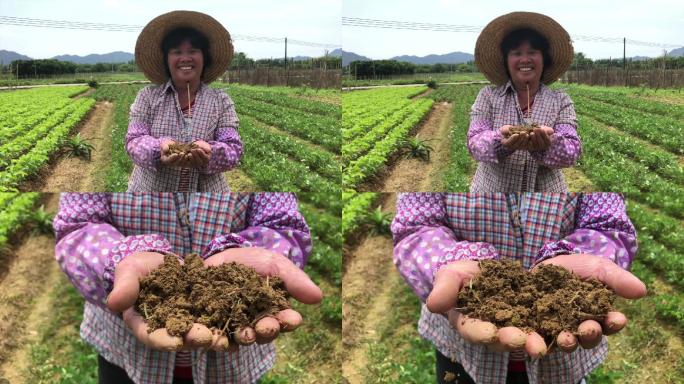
[342,17,681,49]
[0,16,340,48]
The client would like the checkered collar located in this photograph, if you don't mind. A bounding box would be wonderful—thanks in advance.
[496,80,549,97]
[161,79,207,96]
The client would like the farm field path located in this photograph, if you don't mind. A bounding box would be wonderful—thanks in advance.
[381,102,454,191]
[224,168,259,192]
[0,195,60,381]
[563,167,597,192]
[342,194,398,383]
[36,101,114,192]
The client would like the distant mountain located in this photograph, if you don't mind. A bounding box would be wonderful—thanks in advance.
[291,55,313,61]
[630,56,651,61]
[390,51,474,65]
[0,50,32,65]
[340,50,371,66]
[668,47,684,57]
[52,51,134,64]
[329,48,342,57]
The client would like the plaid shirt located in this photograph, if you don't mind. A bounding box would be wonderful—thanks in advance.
[468,82,581,192]
[392,193,637,384]
[126,80,243,192]
[54,193,311,384]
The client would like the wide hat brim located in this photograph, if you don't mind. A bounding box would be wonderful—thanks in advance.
[475,12,573,86]
[136,10,234,84]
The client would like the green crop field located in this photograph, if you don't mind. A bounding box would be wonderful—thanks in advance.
[342,86,433,189]
[0,87,95,190]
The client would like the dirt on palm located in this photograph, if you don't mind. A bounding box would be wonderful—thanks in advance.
[135,254,289,337]
[456,259,615,345]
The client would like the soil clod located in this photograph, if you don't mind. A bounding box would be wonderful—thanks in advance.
[456,259,615,345]
[506,122,539,137]
[168,142,199,157]
[135,254,290,339]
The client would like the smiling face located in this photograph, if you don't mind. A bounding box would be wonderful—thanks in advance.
[506,40,544,88]
[167,39,204,85]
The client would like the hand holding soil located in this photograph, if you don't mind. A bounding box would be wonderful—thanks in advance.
[107,249,322,352]
[427,255,646,358]
[203,247,324,344]
[160,139,211,168]
[106,251,214,351]
[500,124,554,152]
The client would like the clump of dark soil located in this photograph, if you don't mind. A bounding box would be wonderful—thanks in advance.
[506,122,539,137]
[456,259,615,345]
[134,254,289,338]
[168,142,199,157]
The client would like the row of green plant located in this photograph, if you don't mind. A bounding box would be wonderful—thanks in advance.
[576,115,684,185]
[343,97,433,189]
[654,294,684,332]
[575,115,684,218]
[221,84,340,117]
[0,99,95,191]
[342,192,379,240]
[0,192,40,247]
[239,116,340,182]
[231,94,341,153]
[0,100,92,169]
[562,84,684,121]
[628,202,684,255]
[343,98,414,140]
[343,86,426,124]
[0,98,72,139]
[343,99,433,164]
[0,86,87,141]
[429,85,481,190]
[573,94,683,155]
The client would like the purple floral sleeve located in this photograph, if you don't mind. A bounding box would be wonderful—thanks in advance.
[54,193,173,306]
[202,193,311,269]
[467,121,515,163]
[529,123,581,168]
[125,88,164,169]
[202,92,243,174]
[468,87,514,163]
[392,193,498,301]
[536,193,637,269]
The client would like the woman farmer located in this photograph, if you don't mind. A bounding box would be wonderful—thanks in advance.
[392,193,646,384]
[127,11,241,192]
[468,12,580,192]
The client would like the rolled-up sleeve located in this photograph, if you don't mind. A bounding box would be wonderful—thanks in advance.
[126,87,163,169]
[54,193,173,307]
[202,193,311,269]
[392,193,498,301]
[535,193,637,269]
[468,87,514,163]
[530,92,582,168]
[202,91,243,174]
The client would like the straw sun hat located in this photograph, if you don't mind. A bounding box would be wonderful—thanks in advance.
[475,12,573,86]
[135,10,234,84]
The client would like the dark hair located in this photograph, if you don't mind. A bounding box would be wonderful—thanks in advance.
[161,27,213,79]
[501,28,552,80]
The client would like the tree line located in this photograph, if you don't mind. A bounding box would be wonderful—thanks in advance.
[347,60,476,78]
[344,52,684,79]
[570,52,684,70]
[0,52,342,78]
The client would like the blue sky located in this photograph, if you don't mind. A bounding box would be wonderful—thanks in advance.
[0,0,341,59]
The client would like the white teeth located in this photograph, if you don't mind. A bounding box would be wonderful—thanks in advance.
[519,68,532,72]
